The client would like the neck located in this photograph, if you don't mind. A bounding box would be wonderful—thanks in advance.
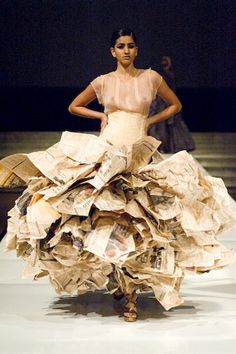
[115,63,138,76]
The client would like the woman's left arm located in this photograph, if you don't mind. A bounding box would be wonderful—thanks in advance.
[146,79,182,131]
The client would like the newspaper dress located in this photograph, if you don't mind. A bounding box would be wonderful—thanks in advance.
[0,68,236,311]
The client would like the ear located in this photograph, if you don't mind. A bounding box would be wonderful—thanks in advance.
[110,47,116,58]
[135,46,138,56]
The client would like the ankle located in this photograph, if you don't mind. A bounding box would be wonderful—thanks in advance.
[124,290,138,322]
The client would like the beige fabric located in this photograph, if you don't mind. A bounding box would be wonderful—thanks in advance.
[100,110,147,146]
[90,68,163,115]
[2,115,236,311]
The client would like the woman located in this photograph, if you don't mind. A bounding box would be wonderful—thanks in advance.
[1,29,236,322]
[148,55,196,153]
[68,36,182,143]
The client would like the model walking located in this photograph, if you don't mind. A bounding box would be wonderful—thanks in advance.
[1,29,235,322]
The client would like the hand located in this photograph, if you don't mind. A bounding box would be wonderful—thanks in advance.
[99,113,108,135]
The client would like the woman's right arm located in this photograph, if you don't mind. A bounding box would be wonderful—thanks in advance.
[68,84,108,130]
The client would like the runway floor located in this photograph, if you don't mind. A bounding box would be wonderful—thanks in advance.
[1,206,236,354]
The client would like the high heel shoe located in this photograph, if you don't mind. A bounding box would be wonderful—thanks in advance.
[123,290,137,322]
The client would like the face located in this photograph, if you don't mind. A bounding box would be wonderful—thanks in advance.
[111,35,138,65]
[161,56,171,69]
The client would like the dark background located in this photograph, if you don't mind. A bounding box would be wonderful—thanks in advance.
[0,0,235,132]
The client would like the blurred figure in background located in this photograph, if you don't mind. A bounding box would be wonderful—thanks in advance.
[148,55,195,153]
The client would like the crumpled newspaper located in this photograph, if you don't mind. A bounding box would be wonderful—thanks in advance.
[1,131,236,311]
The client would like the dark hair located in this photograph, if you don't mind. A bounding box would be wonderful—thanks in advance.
[110,28,137,47]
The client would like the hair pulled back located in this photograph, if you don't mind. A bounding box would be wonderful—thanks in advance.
[110,28,137,48]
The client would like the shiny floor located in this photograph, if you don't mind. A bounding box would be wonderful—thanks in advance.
[0,201,236,354]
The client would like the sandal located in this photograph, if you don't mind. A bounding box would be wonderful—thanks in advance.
[123,291,138,322]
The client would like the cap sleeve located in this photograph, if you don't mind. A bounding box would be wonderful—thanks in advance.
[90,75,104,105]
[148,69,163,99]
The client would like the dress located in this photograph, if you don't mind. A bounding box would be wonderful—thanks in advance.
[148,68,196,153]
[0,68,236,311]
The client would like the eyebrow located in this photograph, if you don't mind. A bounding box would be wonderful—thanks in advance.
[116,42,135,45]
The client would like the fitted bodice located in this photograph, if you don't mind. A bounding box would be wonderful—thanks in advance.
[90,68,163,116]
[99,110,147,146]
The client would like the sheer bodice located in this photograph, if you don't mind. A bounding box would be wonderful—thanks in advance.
[90,68,163,116]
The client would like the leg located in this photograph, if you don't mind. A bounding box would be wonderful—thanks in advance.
[123,290,138,322]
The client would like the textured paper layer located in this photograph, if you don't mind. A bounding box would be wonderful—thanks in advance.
[1,129,236,311]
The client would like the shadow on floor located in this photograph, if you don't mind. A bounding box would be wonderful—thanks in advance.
[46,291,198,320]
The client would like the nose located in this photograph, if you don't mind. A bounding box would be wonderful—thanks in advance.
[124,46,130,54]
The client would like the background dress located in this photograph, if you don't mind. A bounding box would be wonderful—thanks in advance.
[0,68,235,311]
[148,68,196,153]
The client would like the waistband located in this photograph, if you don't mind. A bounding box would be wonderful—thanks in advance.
[108,110,147,120]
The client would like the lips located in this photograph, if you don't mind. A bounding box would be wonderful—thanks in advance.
[123,56,130,59]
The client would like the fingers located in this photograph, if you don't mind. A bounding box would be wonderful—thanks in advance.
[99,116,108,135]
[101,120,107,132]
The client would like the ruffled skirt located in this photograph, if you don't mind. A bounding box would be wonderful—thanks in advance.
[0,111,236,310]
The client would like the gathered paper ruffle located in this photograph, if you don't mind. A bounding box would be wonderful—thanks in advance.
[1,131,236,310]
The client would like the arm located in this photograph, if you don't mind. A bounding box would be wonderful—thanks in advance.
[68,84,108,133]
[146,79,182,130]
